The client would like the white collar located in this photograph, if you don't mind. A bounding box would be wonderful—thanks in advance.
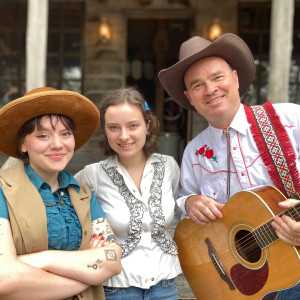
[208,104,250,147]
[105,153,163,169]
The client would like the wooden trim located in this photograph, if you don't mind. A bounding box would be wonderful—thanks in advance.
[125,9,195,19]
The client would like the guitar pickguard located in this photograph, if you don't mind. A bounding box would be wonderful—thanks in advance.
[230,262,269,295]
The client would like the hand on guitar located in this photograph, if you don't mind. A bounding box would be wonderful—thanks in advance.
[271,199,300,246]
[185,195,225,225]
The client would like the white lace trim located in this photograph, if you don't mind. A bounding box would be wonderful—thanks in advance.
[103,154,178,257]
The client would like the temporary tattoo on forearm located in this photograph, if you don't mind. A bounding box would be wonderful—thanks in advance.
[105,249,117,261]
[105,225,112,233]
[95,218,105,224]
[87,259,103,270]
[94,224,112,235]
[106,234,118,244]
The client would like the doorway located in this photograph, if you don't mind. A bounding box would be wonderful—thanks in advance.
[126,17,193,162]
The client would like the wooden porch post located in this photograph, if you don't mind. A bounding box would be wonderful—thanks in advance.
[268,0,294,103]
[26,0,49,92]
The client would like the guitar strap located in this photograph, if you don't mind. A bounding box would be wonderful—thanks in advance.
[244,101,300,199]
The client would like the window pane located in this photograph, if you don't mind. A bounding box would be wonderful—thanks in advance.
[48,33,60,52]
[0,81,24,106]
[0,32,18,53]
[62,80,81,93]
[63,57,81,79]
[47,57,60,79]
[0,7,18,28]
[48,8,60,28]
[64,33,81,53]
[64,8,82,29]
[0,56,19,77]
[47,80,59,90]
[240,33,260,54]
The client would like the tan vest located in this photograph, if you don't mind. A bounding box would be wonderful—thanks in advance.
[0,162,105,300]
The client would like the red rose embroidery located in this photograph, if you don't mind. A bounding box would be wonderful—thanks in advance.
[195,144,218,162]
[205,149,214,159]
[198,147,205,155]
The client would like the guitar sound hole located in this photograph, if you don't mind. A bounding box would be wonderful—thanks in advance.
[234,230,261,263]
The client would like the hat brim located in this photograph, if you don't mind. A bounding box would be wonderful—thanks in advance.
[158,33,255,111]
[0,90,100,157]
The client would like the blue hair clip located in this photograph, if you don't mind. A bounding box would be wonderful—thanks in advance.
[144,101,150,111]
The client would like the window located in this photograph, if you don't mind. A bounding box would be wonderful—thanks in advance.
[0,0,84,106]
[0,1,27,105]
[47,2,84,93]
[239,1,300,105]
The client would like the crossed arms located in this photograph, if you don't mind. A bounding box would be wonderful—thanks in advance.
[0,217,122,300]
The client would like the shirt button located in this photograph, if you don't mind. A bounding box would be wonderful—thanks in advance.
[213,192,216,196]
[151,278,155,281]
[145,279,148,283]
[133,189,136,193]
[145,254,148,257]
[233,147,236,150]
[241,173,244,176]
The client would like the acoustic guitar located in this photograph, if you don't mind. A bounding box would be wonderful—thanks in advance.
[174,185,300,299]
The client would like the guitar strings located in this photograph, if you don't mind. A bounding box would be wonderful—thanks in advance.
[230,206,300,259]
[204,203,300,260]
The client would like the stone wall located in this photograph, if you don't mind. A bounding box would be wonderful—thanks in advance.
[81,0,239,147]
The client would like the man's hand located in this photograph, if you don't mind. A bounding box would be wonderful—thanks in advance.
[185,195,225,225]
[271,199,300,246]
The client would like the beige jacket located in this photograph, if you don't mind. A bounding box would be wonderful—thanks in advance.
[0,162,105,300]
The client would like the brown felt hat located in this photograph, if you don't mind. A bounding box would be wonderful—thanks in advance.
[158,33,255,111]
[0,87,100,157]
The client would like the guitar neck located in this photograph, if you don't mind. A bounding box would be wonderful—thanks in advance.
[252,202,300,248]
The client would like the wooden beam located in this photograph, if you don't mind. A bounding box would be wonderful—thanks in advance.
[268,0,294,103]
[26,0,48,92]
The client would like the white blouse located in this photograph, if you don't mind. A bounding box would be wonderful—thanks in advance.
[75,153,182,288]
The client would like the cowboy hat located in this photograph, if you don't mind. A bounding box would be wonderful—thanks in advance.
[0,87,100,157]
[158,33,255,111]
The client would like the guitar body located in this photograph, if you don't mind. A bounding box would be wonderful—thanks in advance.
[174,186,300,299]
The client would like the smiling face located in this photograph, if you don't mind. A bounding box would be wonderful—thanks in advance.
[184,56,240,129]
[104,103,149,164]
[20,115,75,180]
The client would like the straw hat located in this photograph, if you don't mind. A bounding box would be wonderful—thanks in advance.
[158,33,255,111]
[0,87,100,157]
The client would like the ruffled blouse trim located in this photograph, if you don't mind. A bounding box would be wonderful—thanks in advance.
[102,154,178,257]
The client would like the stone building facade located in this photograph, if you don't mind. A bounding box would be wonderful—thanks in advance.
[2,0,300,173]
[70,0,240,174]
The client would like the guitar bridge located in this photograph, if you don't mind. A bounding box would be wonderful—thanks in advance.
[205,238,235,290]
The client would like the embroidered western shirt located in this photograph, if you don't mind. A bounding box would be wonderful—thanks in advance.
[75,153,182,288]
[178,103,300,217]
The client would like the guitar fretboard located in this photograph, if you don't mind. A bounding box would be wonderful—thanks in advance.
[252,202,300,249]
